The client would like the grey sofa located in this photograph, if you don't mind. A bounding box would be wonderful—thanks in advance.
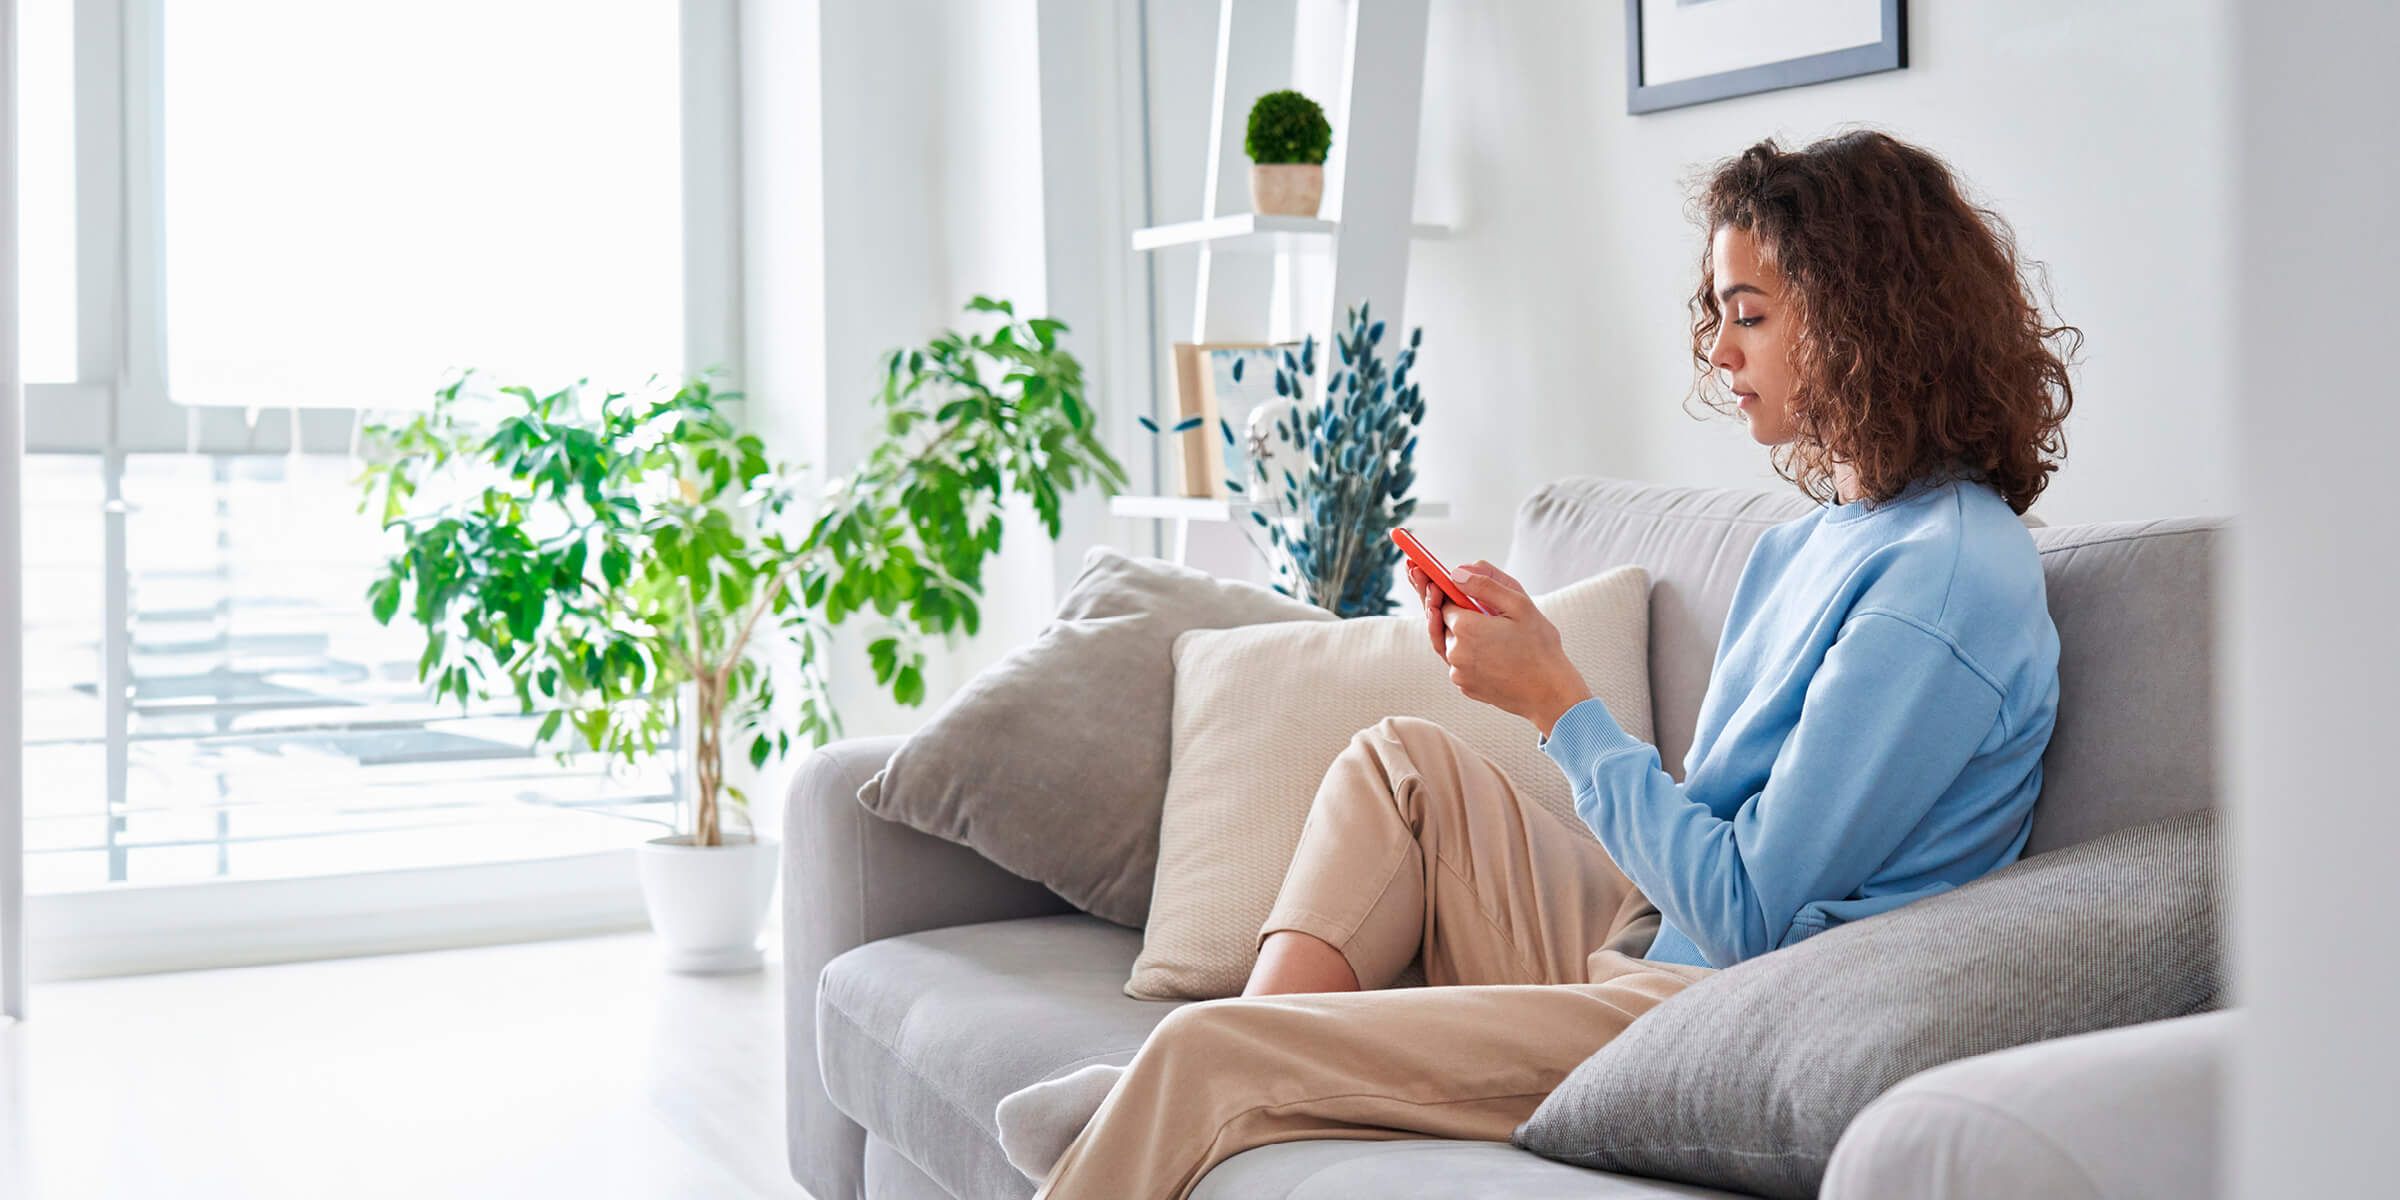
[785,476,2229,1200]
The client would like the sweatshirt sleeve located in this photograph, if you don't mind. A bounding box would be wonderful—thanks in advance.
[1538,609,2006,967]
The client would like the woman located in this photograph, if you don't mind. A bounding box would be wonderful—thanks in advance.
[1012,129,2075,1200]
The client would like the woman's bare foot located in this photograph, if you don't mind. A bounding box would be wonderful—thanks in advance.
[1244,929,1362,995]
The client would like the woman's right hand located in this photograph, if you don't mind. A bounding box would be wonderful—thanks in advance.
[1406,561,1448,661]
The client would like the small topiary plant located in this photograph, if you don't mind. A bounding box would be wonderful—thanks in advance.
[1245,89,1333,165]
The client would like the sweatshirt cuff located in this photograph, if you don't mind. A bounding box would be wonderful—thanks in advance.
[1537,696,1650,767]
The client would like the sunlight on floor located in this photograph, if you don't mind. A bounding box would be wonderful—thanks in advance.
[0,932,808,1199]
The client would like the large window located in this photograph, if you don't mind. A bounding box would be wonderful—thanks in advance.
[161,1,685,409]
[17,0,733,935]
[21,454,681,891]
[19,0,77,382]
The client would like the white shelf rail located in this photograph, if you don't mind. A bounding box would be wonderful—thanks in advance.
[1109,494,1449,565]
[1132,212,1451,254]
[1165,0,1435,347]
[1121,0,1439,582]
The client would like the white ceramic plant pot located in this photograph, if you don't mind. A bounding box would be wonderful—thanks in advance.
[636,833,780,974]
[1250,163,1324,217]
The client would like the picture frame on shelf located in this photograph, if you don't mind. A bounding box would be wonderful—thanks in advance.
[1625,0,1905,115]
[1170,341,1299,499]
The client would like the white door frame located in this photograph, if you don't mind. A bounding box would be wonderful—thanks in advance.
[3,0,31,1021]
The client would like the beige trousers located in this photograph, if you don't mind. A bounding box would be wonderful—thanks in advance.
[1034,716,1716,1200]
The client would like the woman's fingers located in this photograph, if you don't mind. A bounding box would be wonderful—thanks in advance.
[1425,586,1447,659]
[1463,560,1527,593]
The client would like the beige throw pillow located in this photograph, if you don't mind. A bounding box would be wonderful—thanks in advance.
[1127,565,1654,1000]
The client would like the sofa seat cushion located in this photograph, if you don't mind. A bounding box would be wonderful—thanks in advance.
[1194,1140,1753,1199]
[818,914,1184,1200]
[820,915,1751,1200]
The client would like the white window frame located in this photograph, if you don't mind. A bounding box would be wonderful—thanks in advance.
[6,0,31,1019]
[24,0,746,982]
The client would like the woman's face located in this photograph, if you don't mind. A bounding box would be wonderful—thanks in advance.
[1708,225,1799,446]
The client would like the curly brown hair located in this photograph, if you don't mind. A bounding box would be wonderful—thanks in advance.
[1688,131,2081,514]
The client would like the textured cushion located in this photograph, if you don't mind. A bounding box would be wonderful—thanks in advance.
[817,914,1184,1200]
[1513,810,2224,1200]
[856,545,1333,928]
[1501,478,2221,856]
[817,918,1738,1200]
[1194,1140,1751,1199]
[2021,519,2220,853]
[1128,565,1654,1000]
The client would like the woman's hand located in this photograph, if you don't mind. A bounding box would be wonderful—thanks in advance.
[1407,559,1595,737]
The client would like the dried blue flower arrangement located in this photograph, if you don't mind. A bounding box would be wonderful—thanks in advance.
[1141,302,1425,618]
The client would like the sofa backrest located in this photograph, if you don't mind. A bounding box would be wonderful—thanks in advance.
[1502,476,2221,855]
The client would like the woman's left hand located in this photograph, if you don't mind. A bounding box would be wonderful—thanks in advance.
[1438,561,1596,736]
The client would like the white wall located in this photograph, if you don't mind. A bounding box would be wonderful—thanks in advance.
[1402,0,2235,564]
[2227,1,2400,1192]
[742,0,1067,742]
[753,0,2245,741]
[1035,0,1169,588]
[917,0,1064,695]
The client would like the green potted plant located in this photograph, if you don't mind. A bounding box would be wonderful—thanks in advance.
[1246,88,1333,217]
[357,296,1127,971]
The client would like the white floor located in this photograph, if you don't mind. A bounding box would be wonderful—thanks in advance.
[0,932,811,1199]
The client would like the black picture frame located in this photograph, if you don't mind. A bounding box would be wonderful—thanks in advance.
[1626,0,1907,115]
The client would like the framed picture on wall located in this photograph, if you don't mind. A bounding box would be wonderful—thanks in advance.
[1626,0,1906,115]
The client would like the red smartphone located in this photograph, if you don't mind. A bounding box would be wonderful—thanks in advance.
[1391,527,1491,615]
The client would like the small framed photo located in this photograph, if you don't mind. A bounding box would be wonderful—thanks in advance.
[1170,342,1297,499]
[1626,0,1906,115]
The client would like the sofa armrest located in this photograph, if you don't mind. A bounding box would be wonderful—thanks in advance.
[781,734,1076,1200]
[1821,1010,2234,1200]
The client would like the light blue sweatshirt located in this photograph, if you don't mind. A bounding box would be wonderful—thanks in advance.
[1537,475,2060,969]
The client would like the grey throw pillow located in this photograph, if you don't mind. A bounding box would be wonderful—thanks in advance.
[856,545,1332,928]
[1513,809,2223,1200]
